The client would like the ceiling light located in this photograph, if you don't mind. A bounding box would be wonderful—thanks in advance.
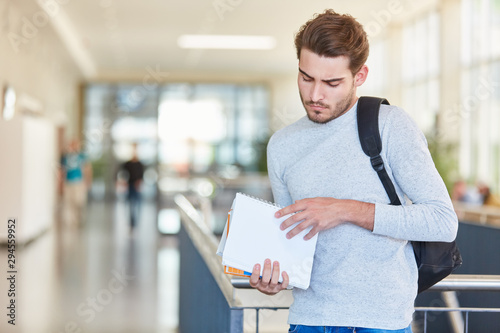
[177,35,276,50]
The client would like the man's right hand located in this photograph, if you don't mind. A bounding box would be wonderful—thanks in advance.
[249,259,289,295]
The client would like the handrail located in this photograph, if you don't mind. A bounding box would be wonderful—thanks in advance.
[415,306,500,312]
[174,194,241,308]
[429,274,500,291]
[453,201,500,226]
[231,275,500,291]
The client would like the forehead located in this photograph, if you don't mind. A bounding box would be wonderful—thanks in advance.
[298,49,351,78]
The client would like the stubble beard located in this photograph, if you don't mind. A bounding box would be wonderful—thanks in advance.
[302,84,356,124]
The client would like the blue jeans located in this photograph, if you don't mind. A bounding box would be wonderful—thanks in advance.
[288,325,412,333]
[127,185,141,228]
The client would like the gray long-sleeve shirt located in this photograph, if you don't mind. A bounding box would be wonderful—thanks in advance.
[267,101,458,329]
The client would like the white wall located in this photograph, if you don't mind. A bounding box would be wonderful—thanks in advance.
[0,117,24,231]
[22,117,57,242]
[0,0,82,243]
[0,0,83,135]
[0,116,56,244]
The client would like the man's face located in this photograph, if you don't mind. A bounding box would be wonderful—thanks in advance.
[298,48,366,124]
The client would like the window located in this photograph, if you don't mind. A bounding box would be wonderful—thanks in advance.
[460,0,500,191]
[401,11,440,134]
[83,82,270,198]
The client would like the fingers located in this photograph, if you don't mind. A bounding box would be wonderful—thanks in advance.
[281,211,314,239]
[281,271,290,289]
[275,200,305,218]
[260,259,273,286]
[280,210,305,230]
[275,206,292,219]
[277,197,336,239]
[270,261,281,285]
[285,225,300,239]
[249,259,288,294]
[303,226,319,240]
[249,263,261,287]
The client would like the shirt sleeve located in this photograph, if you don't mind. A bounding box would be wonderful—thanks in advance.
[267,135,293,208]
[372,107,458,242]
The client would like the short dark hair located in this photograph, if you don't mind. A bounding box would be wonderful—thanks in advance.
[294,9,369,75]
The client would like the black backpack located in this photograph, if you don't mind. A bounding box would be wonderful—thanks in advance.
[357,96,462,294]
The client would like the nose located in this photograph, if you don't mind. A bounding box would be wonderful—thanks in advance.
[310,82,324,102]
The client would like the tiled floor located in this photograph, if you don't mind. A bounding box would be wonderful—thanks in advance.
[0,198,180,333]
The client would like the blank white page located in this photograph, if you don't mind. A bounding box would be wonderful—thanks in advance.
[221,193,318,289]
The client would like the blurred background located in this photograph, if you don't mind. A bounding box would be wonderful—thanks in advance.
[0,0,500,332]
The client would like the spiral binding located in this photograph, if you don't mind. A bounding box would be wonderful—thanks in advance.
[237,192,282,209]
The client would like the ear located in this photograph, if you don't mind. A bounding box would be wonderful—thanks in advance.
[354,65,369,87]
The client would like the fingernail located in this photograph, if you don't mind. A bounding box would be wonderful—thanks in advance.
[255,264,260,270]
[275,212,281,217]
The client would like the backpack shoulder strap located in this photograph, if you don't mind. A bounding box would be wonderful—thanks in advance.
[357,96,401,206]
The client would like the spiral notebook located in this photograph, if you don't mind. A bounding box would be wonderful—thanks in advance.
[216,192,318,289]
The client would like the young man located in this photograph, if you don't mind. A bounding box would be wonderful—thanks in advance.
[249,10,458,332]
[119,143,145,231]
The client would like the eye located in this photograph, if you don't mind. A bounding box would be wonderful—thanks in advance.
[301,76,312,82]
[327,83,340,88]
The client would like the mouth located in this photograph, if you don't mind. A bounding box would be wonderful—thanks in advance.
[308,104,327,112]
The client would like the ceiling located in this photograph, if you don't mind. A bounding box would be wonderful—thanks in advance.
[35,0,437,79]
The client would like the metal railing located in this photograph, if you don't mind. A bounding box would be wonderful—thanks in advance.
[176,193,500,333]
[232,274,500,291]
[414,305,500,333]
[175,194,244,332]
[232,275,500,333]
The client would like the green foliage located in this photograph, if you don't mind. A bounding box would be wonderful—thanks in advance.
[426,132,459,195]
[90,157,108,180]
[256,138,269,174]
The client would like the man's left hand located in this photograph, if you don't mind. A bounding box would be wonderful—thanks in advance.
[275,197,375,240]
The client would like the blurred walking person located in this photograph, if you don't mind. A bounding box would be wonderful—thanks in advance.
[119,143,145,232]
[60,139,92,227]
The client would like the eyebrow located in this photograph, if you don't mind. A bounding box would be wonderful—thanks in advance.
[299,68,345,83]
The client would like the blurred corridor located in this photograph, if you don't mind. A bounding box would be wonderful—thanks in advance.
[0,198,180,333]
